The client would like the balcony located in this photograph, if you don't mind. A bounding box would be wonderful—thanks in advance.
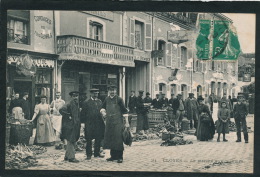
[57,35,135,67]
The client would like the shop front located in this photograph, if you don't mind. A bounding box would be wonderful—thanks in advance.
[57,35,135,103]
[6,52,56,115]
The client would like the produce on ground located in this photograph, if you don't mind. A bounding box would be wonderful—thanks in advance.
[28,145,47,155]
[6,144,37,169]
[161,135,193,146]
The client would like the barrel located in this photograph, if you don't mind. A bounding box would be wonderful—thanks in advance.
[181,119,190,131]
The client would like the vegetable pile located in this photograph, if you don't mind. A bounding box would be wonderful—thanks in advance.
[29,145,47,155]
[6,144,38,169]
[161,133,193,146]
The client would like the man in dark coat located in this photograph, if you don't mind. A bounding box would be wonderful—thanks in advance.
[185,93,199,129]
[168,94,175,107]
[20,92,30,120]
[59,91,81,163]
[101,85,129,163]
[152,94,163,109]
[81,88,105,160]
[233,94,249,143]
[160,93,169,108]
[128,90,137,114]
[9,93,21,114]
[143,92,152,104]
[172,94,185,131]
[136,90,149,135]
[208,93,214,112]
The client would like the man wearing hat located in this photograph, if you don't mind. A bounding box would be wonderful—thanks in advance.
[233,94,249,143]
[81,88,105,160]
[172,94,186,131]
[185,93,199,130]
[59,91,81,163]
[168,94,175,107]
[101,85,129,163]
[152,94,163,109]
[20,92,31,120]
[127,90,137,114]
[160,93,169,108]
[143,92,152,104]
[136,90,149,134]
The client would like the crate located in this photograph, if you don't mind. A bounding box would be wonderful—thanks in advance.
[6,126,11,146]
[148,110,167,123]
[10,123,34,146]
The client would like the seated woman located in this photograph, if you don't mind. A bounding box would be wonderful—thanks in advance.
[196,96,215,141]
[30,95,56,146]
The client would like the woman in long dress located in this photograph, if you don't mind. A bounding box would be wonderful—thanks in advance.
[196,96,215,141]
[30,95,56,146]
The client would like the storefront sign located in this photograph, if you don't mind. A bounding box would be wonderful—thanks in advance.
[134,56,150,62]
[134,50,151,62]
[7,55,55,68]
[59,53,135,67]
[81,11,114,21]
[167,30,190,44]
[33,10,54,53]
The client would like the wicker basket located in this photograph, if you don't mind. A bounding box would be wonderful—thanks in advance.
[10,123,34,145]
[181,119,190,131]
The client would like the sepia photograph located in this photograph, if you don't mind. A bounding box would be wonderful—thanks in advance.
[4,9,255,174]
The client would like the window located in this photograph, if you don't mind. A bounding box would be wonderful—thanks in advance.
[171,84,177,95]
[159,83,166,95]
[158,40,166,66]
[135,21,144,50]
[211,61,215,71]
[89,21,103,41]
[180,47,187,69]
[7,11,30,44]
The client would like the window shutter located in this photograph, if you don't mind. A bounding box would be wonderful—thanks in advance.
[177,46,181,68]
[154,40,158,66]
[166,42,172,67]
[171,44,177,69]
[89,22,93,39]
[199,61,202,72]
[203,62,206,72]
[193,60,197,72]
[129,18,135,48]
[177,85,181,92]
[155,84,159,91]
[145,23,152,51]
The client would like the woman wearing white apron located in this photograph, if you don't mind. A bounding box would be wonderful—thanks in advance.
[50,92,65,143]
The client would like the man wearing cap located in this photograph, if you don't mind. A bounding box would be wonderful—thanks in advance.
[233,94,249,143]
[143,92,152,104]
[101,85,129,163]
[185,93,199,130]
[81,88,105,160]
[20,92,31,120]
[172,94,186,131]
[160,93,169,108]
[152,94,163,109]
[128,90,137,114]
[136,90,149,135]
[59,91,81,163]
[50,92,66,144]
[9,93,22,114]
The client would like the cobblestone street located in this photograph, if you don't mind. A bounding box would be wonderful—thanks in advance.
[26,114,254,174]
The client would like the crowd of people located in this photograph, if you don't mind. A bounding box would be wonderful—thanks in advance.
[8,87,249,164]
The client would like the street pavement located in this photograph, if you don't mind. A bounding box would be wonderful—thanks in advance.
[26,112,254,174]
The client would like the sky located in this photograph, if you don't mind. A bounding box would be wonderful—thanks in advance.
[223,13,256,53]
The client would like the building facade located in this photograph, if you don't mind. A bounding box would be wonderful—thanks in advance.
[6,10,57,114]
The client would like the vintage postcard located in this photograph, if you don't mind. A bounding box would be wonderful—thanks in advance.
[5,10,255,174]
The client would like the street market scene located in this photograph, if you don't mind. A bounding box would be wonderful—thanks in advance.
[5,10,255,173]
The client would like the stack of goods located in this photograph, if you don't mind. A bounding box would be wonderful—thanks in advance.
[228,121,237,132]
[148,109,168,128]
[132,132,160,142]
[6,144,38,169]
[29,145,47,155]
[161,133,193,146]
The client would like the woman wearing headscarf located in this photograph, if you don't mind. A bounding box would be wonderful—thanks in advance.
[196,96,215,141]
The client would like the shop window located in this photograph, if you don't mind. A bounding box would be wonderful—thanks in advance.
[135,21,144,50]
[180,46,187,69]
[158,40,166,66]
[7,10,30,45]
[171,84,177,95]
[89,21,103,41]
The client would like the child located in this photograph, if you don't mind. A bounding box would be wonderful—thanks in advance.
[216,101,230,142]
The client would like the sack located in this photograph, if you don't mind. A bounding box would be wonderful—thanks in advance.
[122,127,132,146]
[200,112,211,123]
